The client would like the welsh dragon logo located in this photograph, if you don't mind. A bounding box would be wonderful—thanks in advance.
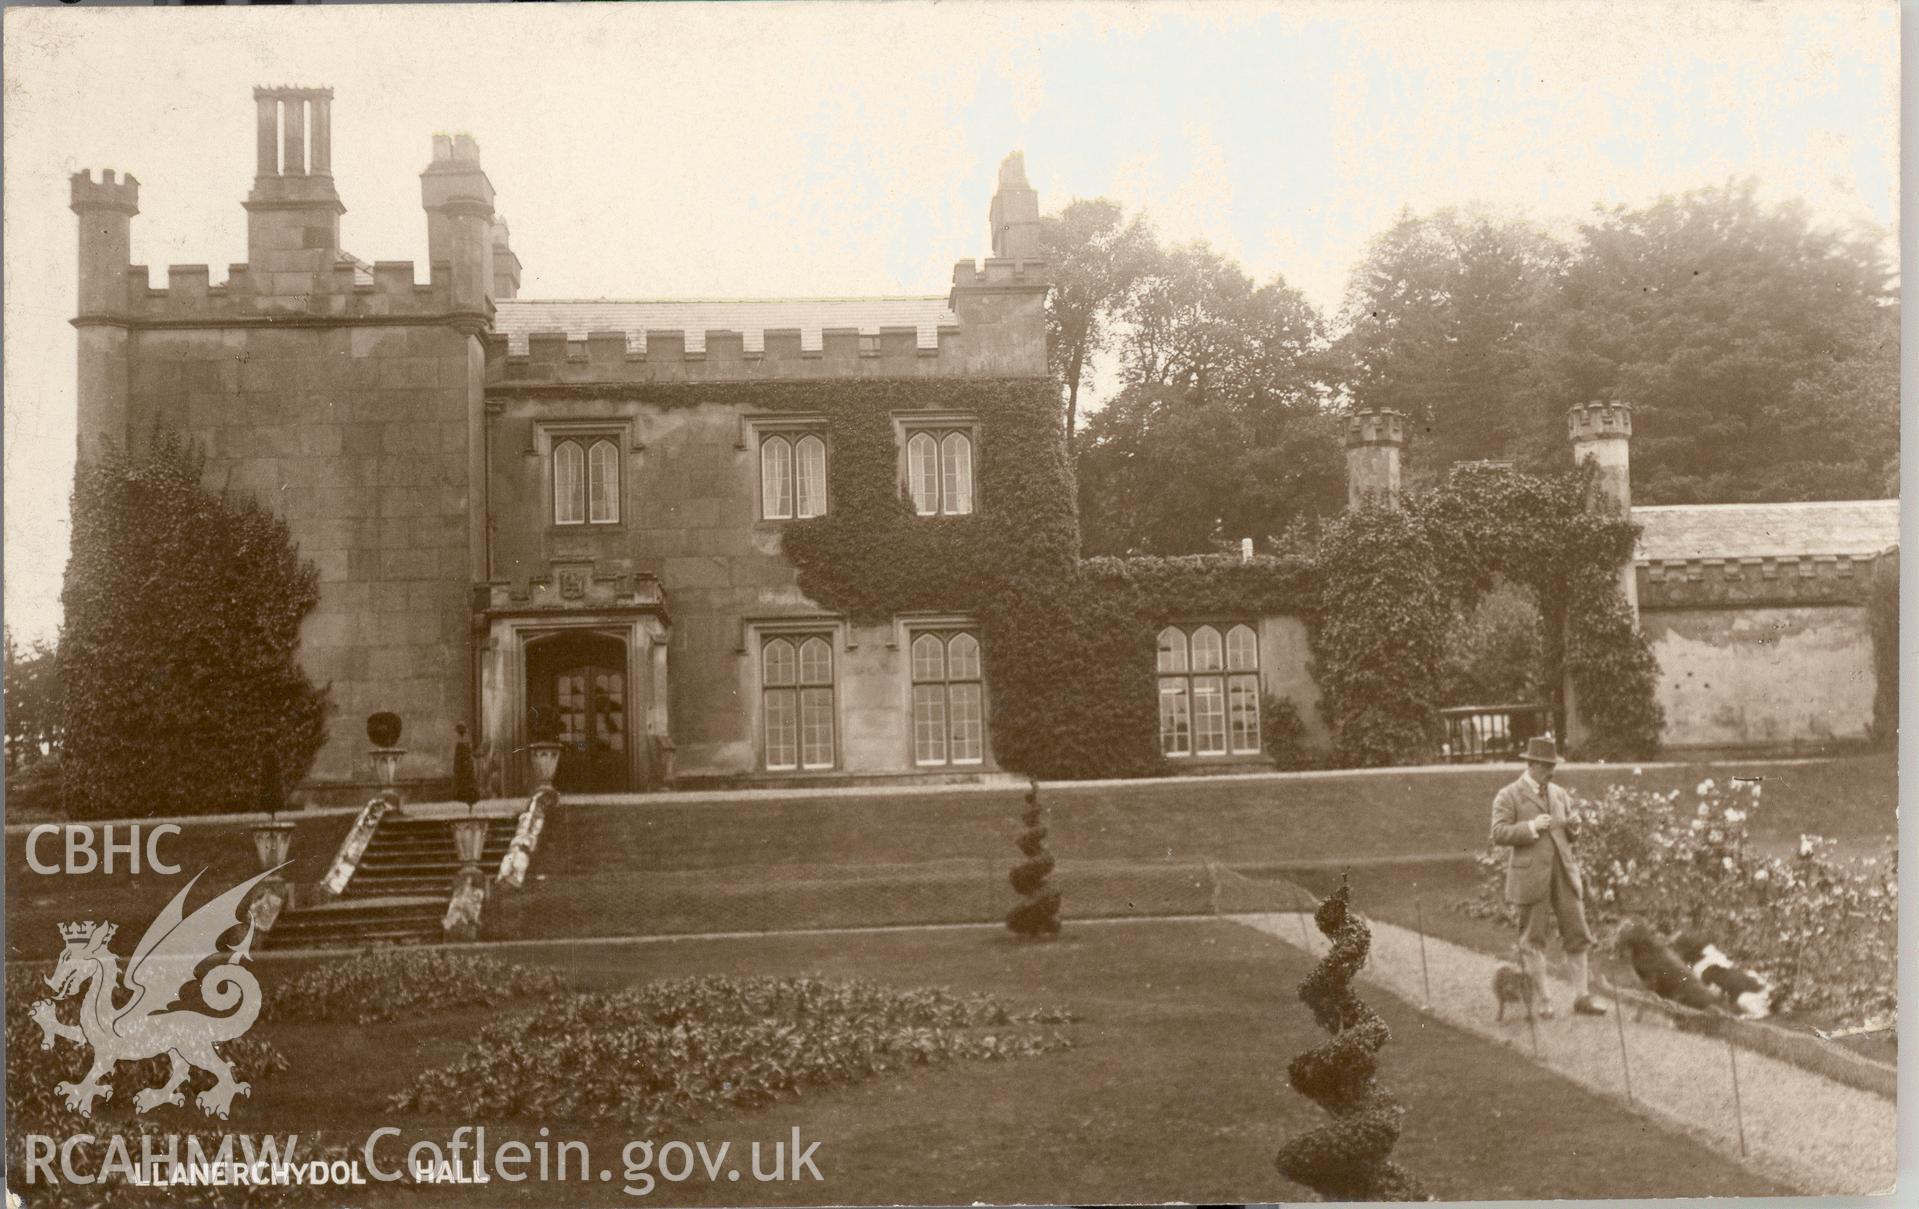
[30,866,282,1119]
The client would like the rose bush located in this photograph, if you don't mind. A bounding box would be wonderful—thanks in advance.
[1462,777,1896,1029]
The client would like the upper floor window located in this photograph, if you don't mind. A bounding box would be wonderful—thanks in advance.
[911,630,985,766]
[554,436,621,525]
[763,634,836,771]
[761,433,827,520]
[1157,623,1261,757]
[906,429,974,516]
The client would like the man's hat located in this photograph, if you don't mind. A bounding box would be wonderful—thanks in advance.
[1521,736,1561,765]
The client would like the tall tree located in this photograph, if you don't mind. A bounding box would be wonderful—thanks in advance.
[1040,199,1155,450]
[1337,207,1568,478]
[1077,241,1344,555]
[1544,180,1896,502]
[61,429,329,818]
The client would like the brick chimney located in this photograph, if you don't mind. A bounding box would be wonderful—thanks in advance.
[245,87,344,277]
[1344,409,1406,509]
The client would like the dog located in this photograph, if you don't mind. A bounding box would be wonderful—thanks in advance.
[1611,919,1728,1016]
[1671,932,1775,1018]
[1492,955,1536,1021]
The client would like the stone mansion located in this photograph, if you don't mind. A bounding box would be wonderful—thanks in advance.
[69,89,1894,799]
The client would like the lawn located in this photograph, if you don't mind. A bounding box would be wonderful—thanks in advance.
[73,920,1789,1205]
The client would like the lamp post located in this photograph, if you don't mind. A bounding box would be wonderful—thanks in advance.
[245,816,296,927]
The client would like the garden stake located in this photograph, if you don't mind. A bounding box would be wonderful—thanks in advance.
[1725,1026,1748,1156]
[1413,896,1433,1008]
[1523,994,1540,1058]
[1610,984,1634,1105]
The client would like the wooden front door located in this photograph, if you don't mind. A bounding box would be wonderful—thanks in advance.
[527,632,629,793]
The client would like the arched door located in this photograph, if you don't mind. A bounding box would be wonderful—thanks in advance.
[526,631,629,792]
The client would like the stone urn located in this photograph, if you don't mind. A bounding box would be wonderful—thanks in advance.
[367,711,406,793]
[528,742,563,789]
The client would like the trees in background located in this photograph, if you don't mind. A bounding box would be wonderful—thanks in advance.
[4,627,61,770]
[61,429,329,818]
[1336,207,1567,480]
[1053,179,1896,556]
[1074,238,1347,555]
[1547,180,1897,503]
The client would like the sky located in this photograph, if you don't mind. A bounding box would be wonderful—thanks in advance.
[1,0,1899,645]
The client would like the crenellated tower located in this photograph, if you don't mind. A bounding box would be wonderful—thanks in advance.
[66,87,509,799]
[70,169,140,459]
[945,152,1048,377]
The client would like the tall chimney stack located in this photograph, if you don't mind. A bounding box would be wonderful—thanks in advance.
[989,152,1041,261]
[244,87,344,279]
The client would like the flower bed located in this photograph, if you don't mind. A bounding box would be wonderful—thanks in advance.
[264,949,570,1024]
[1461,777,1896,1030]
[391,976,1077,1127]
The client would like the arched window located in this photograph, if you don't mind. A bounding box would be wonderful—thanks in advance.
[1226,624,1261,754]
[762,634,836,771]
[940,432,974,515]
[1157,626,1192,756]
[588,439,620,523]
[794,434,827,519]
[1159,623,1259,757]
[907,432,940,515]
[904,425,977,516]
[796,637,836,769]
[553,439,585,525]
[912,630,985,766]
[761,435,794,520]
[762,637,798,770]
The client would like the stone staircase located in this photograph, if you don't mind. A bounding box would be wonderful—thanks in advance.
[267,813,518,950]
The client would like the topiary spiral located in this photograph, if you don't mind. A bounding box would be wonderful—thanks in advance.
[1274,876,1427,1201]
[1006,779,1061,937]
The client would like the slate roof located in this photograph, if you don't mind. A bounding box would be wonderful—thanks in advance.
[492,297,958,355]
[1634,499,1901,562]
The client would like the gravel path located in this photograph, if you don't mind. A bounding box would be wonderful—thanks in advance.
[1232,910,1895,1196]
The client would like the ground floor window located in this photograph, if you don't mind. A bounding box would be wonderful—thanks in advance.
[1157,623,1260,757]
[763,634,836,770]
[910,629,984,766]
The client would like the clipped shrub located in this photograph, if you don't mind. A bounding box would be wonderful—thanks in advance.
[365,711,402,749]
[264,950,569,1024]
[60,429,327,818]
[1007,779,1062,936]
[392,976,1076,1127]
[1274,878,1427,1202]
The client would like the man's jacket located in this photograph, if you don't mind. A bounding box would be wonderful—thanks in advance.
[1489,773,1584,906]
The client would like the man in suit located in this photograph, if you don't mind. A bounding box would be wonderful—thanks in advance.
[1489,735,1606,1018]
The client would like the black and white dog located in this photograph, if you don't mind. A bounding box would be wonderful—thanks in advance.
[1670,932,1775,1018]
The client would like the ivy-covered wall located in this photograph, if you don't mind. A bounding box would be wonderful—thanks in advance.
[489,379,1662,781]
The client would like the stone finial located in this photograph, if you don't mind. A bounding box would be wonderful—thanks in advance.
[989,151,1041,262]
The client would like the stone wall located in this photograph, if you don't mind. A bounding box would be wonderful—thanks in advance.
[119,321,482,791]
[1641,603,1877,751]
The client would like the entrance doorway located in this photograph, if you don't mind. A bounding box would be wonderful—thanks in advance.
[525,631,629,793]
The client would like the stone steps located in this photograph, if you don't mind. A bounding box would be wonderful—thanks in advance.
[265,812,518,949]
